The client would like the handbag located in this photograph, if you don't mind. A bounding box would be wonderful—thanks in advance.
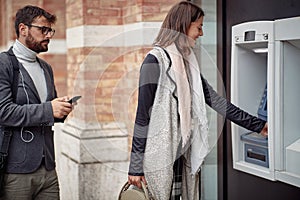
[0,131,12,196]
[118,181,152,200]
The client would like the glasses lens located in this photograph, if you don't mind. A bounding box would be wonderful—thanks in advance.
[41,27,47,34]
[41,27,51,35]
[27,24,55,36]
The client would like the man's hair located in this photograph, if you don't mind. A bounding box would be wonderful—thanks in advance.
[15,5,57,37]
[153,1,204,56]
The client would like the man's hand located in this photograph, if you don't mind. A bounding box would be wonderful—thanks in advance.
[51,96,73,119]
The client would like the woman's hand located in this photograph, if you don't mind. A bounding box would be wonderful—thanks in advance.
[260,122,268,137]
[128,175,147,189]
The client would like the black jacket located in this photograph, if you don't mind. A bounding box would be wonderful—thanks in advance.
[0,49,60,173]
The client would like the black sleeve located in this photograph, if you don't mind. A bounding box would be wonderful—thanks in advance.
[128,54,160,176]
[201,74,266,133]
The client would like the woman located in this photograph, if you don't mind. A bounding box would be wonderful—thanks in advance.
[128,1,268,200]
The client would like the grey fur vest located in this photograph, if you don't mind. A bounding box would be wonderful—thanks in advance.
[143,46,199,200]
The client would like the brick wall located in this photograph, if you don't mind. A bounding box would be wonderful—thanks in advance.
[0,0,4,46]
[39,0,67,96]
[65,0,179,126]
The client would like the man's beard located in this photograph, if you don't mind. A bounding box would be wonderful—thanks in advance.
[25,32,49,53]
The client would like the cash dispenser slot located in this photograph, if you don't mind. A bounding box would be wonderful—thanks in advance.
[241,132,269,168]
[247,147,266,162]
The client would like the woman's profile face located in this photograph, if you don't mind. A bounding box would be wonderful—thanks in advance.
[187,16,204,47]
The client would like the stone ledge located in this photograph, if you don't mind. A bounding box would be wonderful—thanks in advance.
[54,121,129,164]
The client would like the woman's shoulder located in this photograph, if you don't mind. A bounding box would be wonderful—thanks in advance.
[140,53,160,78]
[143,53,159,65]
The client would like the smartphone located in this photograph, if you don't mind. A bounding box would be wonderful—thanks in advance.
[68,95,82,104]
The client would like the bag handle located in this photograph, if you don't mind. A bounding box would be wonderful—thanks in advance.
[141,181,149,200]
[118,181,150,200]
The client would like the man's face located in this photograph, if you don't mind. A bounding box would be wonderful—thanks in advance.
[24,16,54,53]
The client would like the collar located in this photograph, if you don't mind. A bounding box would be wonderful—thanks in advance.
[12,39,37,63]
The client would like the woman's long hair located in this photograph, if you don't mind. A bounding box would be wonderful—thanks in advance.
[153,1,204,57]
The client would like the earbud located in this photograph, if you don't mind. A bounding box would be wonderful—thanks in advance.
[19,70,34,143]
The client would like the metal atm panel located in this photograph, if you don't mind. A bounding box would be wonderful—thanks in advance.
[274,16,300,188]
[232,16,300,188]
[231,20,275,181]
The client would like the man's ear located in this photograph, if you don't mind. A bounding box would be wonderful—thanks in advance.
[19,23,27,37]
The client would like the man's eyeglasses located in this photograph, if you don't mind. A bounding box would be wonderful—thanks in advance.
[25,24,55,36]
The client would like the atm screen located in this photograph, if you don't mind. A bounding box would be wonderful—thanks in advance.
[244,30,256,41]
[258,84,267,121]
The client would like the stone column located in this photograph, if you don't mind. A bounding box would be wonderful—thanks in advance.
[57,1,130,200]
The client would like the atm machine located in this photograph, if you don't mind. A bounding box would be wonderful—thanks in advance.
[231,21,275,181]
[231,17,300,187]
[274,16,300,187]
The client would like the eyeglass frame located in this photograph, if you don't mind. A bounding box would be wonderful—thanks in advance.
[25,24,55,36]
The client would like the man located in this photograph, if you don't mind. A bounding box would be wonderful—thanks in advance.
[0,5,74,199]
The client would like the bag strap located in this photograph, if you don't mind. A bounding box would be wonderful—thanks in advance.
[0,131,12,154]
[5,47,20,102]
[141,181,150,200]
[0,47,20,154]
[154,45,172,65]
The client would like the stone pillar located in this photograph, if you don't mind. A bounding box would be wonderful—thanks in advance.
[59,1,135,199]
[57,0,179,199]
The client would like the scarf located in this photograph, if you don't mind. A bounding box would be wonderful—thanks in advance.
[166,43,209,174]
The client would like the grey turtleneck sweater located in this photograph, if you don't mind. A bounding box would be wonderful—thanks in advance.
[12,39,47,102]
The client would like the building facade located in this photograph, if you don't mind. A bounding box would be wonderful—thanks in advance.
[1,0,218,199]
[2,0,300,200]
